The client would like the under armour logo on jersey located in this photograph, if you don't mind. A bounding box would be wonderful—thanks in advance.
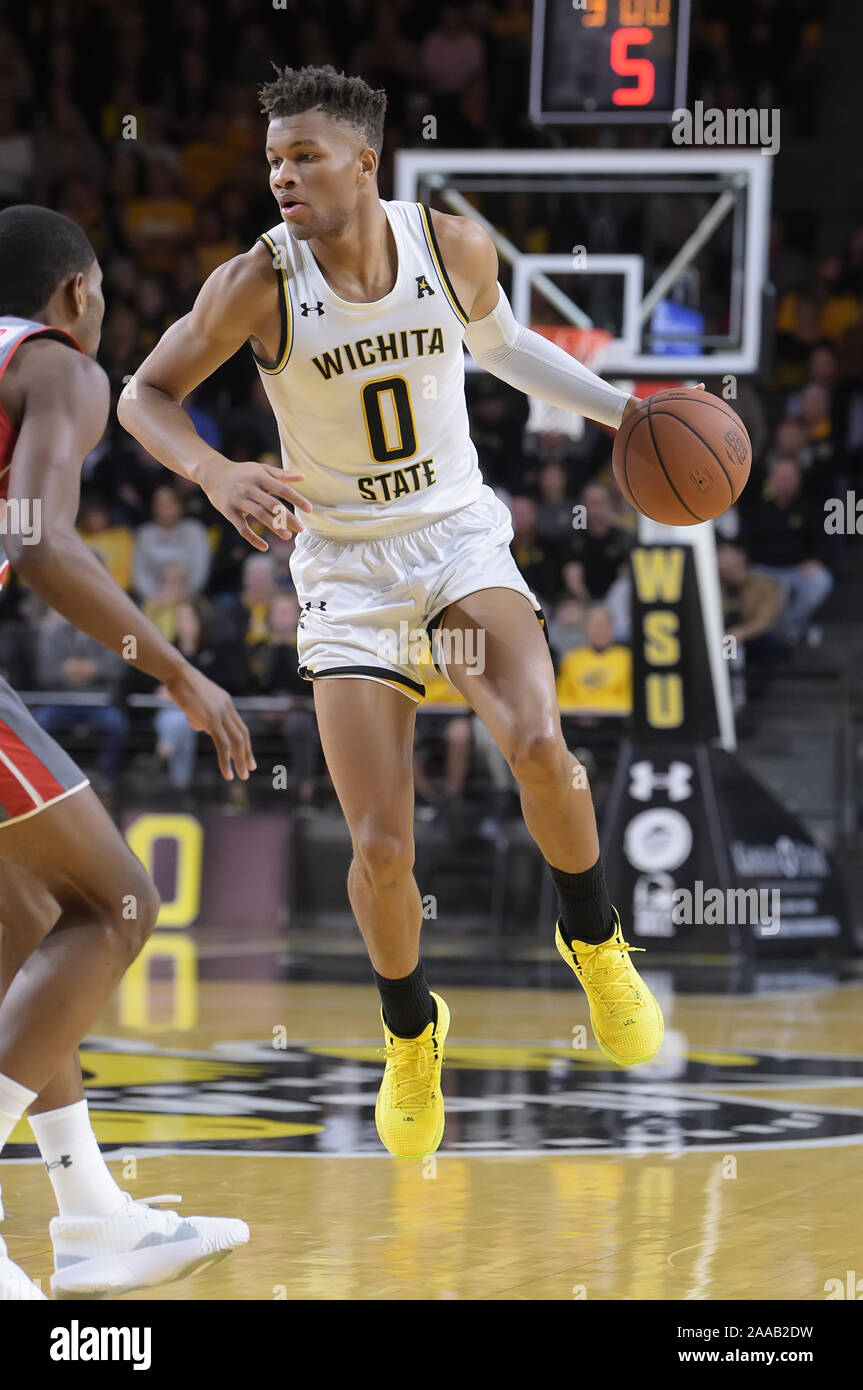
[629,760,693,803]
[416,275,435,299]
[303,600,327,611]
[300,301,325,316]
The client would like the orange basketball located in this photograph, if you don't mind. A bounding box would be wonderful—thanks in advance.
[612,387,751,525]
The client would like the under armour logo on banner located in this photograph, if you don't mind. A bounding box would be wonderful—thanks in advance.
[629,760,693,803]
[300,302,325,316]
[416,275,434,299]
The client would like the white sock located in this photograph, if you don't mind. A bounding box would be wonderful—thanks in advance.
[29,1099,125,1219]
[0,1070,38,1155]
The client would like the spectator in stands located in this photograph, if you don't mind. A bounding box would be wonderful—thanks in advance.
[536,457,576,544]
[603,559,634,645]
[179,113,240,203]
[194,205,243,284]
[774,286,821,387]
[132,482,212,599]
[77,494,134,591]
[0,96,35,200]
[99,303,140,388]
[556,604,632,718]
[142,562,194,643]
[254,589,305,697]
[467,376,529,494]
[741,456,834,642]
[546,596,587,666]
[214,553,280,683]
[717,542,784,700]
[792,380,836,488]
[89,437,166,528]
[413,643,519,838]
[349,7,419,129]
[767,417,809,471]
[509,495,565,606]
[420,6,485,101]
[788,343,839,416]
[33,608,129,798]
[815,251,862,346]
[151,601,220,791]
[132,276,172,356]
[563,482,632,602]
[122,160,195,275]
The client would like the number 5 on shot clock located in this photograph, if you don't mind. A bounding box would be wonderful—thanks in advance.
[530,0,691,124]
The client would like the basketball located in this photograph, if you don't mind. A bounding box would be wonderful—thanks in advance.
[612,387,752,526]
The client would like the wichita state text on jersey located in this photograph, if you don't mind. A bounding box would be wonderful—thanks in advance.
[252,201,485,539]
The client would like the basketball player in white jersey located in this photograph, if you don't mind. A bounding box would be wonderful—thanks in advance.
[120,65,665,1161]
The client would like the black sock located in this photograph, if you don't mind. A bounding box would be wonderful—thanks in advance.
[550,856,615,946]
[373,960,435,1038]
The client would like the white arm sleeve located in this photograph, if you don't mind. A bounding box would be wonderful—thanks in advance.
[463,283,629,430]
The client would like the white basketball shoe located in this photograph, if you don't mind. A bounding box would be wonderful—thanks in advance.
[50,1191,250,1299]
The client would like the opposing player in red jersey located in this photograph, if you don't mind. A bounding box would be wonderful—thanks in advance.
[0,205,258,1299]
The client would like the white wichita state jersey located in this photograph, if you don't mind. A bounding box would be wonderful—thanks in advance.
[252,200,486,539]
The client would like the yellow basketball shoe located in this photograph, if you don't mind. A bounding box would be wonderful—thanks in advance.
[375,993,450,1159]
[555,909,664,1066]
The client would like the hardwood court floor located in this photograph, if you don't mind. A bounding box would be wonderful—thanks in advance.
[2,958,862,1301]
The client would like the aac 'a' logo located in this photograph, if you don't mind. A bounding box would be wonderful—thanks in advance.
[416,274,434,299]
[4,1039,863,1159]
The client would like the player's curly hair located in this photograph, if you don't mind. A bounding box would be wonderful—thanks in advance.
[259,64,387,158]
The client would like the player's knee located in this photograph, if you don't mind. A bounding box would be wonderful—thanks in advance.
[508,727,569,788]
[353,829,415,887]
[103,865,160,961]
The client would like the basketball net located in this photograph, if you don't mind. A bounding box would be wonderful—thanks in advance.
[528,326,613,437]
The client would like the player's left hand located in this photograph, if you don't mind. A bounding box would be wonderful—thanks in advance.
[165,665,256,781]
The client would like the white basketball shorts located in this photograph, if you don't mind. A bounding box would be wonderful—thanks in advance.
[289,485,545,702]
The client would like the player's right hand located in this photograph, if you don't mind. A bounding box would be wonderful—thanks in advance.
[165,665,256,782]
[201,457,313,551]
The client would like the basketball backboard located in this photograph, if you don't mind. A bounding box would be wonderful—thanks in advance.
[394,149,772,379]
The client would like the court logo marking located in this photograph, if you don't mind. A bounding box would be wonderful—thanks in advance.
[3,1040,862,1158]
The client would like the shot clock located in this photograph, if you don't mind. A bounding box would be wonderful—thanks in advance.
[530,0,691,123]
